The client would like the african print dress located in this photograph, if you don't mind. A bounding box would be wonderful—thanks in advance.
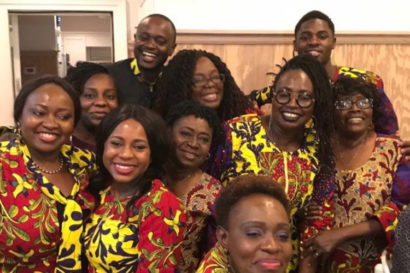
[0,137,96,273]
[83,179,187,273]
[201,113,332,273]
[326,136,410,273]
[178,173,222,273]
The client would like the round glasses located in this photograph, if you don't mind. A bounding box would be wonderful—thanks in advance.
[335,98,373,110]
[192,73,225,87]
[273,89,315,108]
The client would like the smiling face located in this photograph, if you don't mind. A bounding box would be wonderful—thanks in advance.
[19,83,75,157]
[334,93,374,136]
[191,57,224,109]
[171,115,213,169]
[271,69,314,132]
[219,194,292,273]
[80,73,118,130]
[294,18,336,66]
[103,119,151,184]
[134,16,176,71]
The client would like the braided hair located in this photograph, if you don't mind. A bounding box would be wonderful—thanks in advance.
[155,49,253,122]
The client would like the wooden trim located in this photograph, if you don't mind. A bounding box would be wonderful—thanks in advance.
[127,31,410,51]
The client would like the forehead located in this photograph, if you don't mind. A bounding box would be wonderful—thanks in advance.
[84,73,115,87]
[194,57,218,74]
[110,118,147,138]
[297,18,333,34]
[276,69,313,91]
[137,16,174,37]
[338,92,368,100]
[174,115,212,132]
[25,83,73,107]
[228,194,288,227]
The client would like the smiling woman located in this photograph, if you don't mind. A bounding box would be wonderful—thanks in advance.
[0,75,96,272]
[83,104,187,272]
[65,61,118,152]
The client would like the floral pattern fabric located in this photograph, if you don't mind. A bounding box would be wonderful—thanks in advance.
[250,65,398,135]
[326,136,410,273]
[83,179,186,273]
[216,113,332,273]
[195,243,232,273]
[178,173,222,273]
[0,137,96,273]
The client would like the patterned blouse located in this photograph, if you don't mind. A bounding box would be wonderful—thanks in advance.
[326,136,410,273]
[178,173,222,273]
[83,179,187,273]
[216,113,333,273]
[0,137,96,273]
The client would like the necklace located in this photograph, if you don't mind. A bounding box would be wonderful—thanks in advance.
[31,156,64,174]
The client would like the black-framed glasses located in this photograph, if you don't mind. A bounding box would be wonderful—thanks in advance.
[335,98,373,110]
[192,73,225,87]
[273,89,315,108]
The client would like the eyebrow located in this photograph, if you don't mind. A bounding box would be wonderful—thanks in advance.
[33,103,71,112]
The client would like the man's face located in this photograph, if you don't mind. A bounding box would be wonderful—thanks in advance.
[294,18,336,66]
[133,16,176,71]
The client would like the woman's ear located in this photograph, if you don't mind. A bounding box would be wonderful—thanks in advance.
[216,225,229,248]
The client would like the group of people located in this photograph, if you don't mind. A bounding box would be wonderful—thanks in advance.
[0,9,409,273]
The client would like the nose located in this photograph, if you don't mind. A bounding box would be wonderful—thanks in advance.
[119,145,133,159]
[287,94,299,108]
[261,235,281,253]
[94,95,108,107]
[309,35,319,45]
[43,114,58,128]
[145,37,156,49]
[187,136,199,148]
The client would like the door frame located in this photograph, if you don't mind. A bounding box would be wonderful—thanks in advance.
[0,0,127,126]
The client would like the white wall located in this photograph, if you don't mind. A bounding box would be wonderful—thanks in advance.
[129,0,410,32]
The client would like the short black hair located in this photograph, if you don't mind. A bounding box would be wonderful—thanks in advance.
[14,75,81,126]
[166,101,221,141]
[65,61,114,96]
[294,10,335,37]
[333,76,382,125]
[216,175,290,229]
[88,104,170,217]
[140,13,177,44]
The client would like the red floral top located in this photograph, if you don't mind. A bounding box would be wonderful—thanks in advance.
[0,138,96,273]
[83,179,187,273]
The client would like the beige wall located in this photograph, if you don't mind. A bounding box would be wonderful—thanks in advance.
[128,32,410,138]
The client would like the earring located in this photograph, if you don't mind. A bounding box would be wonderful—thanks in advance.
[14,122,23,143]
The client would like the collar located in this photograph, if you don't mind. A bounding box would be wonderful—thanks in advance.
[130,58,141,75]
[130,58,162,93]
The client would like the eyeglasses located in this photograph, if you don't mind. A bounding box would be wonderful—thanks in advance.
[273,89,315,108]
[334,98,373,110]
[192,73,225,87]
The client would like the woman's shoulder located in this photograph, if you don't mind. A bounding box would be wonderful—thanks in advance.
[61,144,97,170]
[139,179,185,210]
[225,113,260,126]
[375,134,401,150]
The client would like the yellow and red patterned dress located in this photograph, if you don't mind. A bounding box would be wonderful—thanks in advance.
[178,173,222,273]
[326,136,410,273]
[203,113,333,273]
[83,179,187,273]
[0,137,96,273]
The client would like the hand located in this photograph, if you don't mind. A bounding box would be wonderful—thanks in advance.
[399,139,410,162]
[302,203,322,221]
[304,229,344,258]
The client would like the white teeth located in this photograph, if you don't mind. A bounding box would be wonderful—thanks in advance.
[143,51,156,57]
[114,164,134,170]
[348,117,363,123]
[203,94,217,100]
[283,112,298,118]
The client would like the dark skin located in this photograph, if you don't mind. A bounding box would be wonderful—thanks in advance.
[293,18,410,160]
[133,16,176,83]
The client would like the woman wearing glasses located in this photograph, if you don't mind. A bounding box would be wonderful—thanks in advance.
[198,54,335,273]
[303,76,410,273]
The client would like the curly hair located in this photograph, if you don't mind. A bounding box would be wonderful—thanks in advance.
[332,76,382,126]
[216,175,290,229]
[155,49,253,121]
[166,100,221,141]
[87,104,170,218]
[64,61,115,96]
[272,54,334,171]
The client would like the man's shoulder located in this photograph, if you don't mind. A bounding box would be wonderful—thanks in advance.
[106,58,133,71]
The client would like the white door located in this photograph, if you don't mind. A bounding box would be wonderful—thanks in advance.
[63,36,86,66]
[9,13,21,98]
